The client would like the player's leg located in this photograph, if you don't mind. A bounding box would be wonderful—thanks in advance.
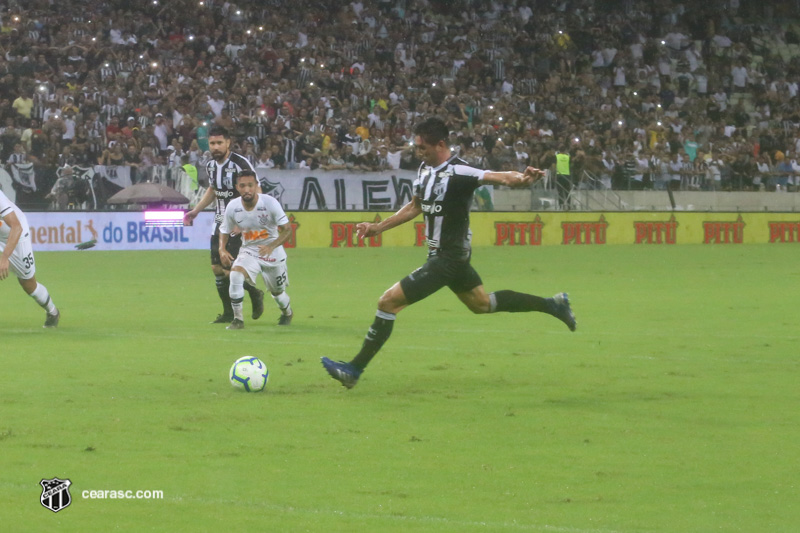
[227,266,247,330]
[3,238,60,327]
[455,270,576,331]
[227,234,264,320]
[322,261,446,388]
[321,281,407,388]
[210,233,234,323]
[260,262,292,325]
[227,253,261,330]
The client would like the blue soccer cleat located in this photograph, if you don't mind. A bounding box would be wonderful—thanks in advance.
[321,357,362,389]
[551,292,577,331]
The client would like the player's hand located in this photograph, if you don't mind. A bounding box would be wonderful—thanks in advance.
[0,258,9,280]
[356,222,377,239]
[257,244,275,259]
[523,166,546,183]
[183,210,197,226]
[219,250,233,268]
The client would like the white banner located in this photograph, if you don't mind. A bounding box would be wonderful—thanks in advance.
[10,162,36,192]
[94,165,132,188]
[26,211,216,251]
[255,169,417,210]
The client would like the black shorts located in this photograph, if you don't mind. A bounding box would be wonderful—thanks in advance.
[400,255,483,305]
[210,229,243,266]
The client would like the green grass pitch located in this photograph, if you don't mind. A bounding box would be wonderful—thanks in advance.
[2,244,799,532]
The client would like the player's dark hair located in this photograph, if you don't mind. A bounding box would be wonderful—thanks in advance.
[413,117,449,146]
[207,125,230,139]
[236,169,257,184]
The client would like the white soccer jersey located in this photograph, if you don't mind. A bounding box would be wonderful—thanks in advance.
[220,194,289,262]
[0,190,30,243]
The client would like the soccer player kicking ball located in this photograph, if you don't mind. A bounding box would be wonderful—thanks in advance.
[218,170,293,329]
[322,117,576,388]
[0,190,60,327]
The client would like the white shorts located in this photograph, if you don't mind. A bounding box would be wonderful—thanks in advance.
[0,235,36,280]
[233,250,289,294]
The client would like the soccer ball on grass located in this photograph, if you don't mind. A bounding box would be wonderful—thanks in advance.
[229,356,269,392]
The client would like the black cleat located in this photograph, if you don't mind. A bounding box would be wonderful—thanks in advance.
[226,318,244,330]
[211,314,234,324]
[251,288,265,320]
[277,313,293,326]
[43,310,60,328]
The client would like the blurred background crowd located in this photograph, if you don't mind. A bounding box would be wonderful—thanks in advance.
[3,0,800,209]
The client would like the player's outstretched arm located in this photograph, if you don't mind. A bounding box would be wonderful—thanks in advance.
[357,197,423,239]
[482,167,545,187]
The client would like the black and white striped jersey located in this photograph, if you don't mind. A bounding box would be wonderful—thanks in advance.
[413,155,486,261]
[205,151,257,230]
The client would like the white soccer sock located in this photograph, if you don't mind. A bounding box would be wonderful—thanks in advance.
[229,271,245,321]
[30,283,57,314]
[272,292,291,315]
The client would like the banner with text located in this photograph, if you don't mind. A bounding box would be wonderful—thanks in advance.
[25,211,800,252]
[256,169,418,211]
[26,211,215,251]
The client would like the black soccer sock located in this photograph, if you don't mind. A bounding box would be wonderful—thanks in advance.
[215,275,233,316]
[244,283,261,298]
[490,290,551,313]
[350,310,396,370]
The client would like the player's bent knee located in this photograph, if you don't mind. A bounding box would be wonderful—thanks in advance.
[18,276,37,295]
[463,296,491,314]
[377,287,405,313]
[467,302,490,314]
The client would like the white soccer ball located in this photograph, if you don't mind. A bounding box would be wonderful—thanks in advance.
[229,356,269,392]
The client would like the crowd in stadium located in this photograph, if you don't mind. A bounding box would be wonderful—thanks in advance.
[2,0,800,198]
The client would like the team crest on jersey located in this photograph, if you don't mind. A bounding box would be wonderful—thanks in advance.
[260,178,285,204]
[223,169,236,189]
[40,477,72,513]
[432,180,447,198]
[258,214,270,226]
